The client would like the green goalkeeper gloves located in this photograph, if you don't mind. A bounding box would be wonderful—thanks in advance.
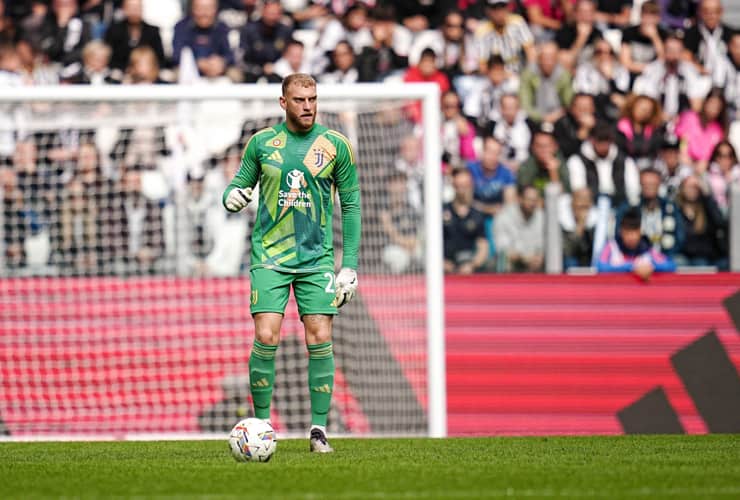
[225,187,253,212]
[333,268,357,308]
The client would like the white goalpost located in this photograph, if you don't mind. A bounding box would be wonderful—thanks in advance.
[0,83,446,440]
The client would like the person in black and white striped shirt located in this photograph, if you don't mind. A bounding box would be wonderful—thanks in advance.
[472,0,535,74]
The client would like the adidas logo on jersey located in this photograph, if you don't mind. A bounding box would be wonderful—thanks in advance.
[267,151,283,164]
[252,378,270,388]
[311,384,332,393]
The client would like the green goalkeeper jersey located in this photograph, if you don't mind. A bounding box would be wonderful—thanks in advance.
[223,122,361,273]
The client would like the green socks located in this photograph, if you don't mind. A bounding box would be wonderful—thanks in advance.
[308,342,335,427]
[249,340,278,420]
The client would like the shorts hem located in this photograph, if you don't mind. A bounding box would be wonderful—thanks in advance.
[250,308,286,316]
[298,309,338,317]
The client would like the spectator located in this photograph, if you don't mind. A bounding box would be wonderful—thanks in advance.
[239,0,293,82]
[619,167,684,257]
[674,173,728,268]
[8,138,58,273]
[57,142,123,275]
[1,164,25,269]
[634,33,709,121]
[463,54,519,133]
[654,134,693,200]
[391,0,450,32]
[16,36,60,85]
[182,168,220,276]
[554,92,596,159]
[272,39,311,81]
[620,1,666,82]
[318,40,359,84]
[380,171,422,274]
[573,36,630,120]
[658,0,699,31]
[491,93,531,172]
[0,0,17,44]
[394,134,424,213]
[443,167,490,275]
[705,140,740,217]
[616,93,665,169]
[524,0,574,43]
[556,0,603,72]
[356,5,408,82]
[494,184,545,272]
[675,87,727,172]
[472,0,535,74]
[519,41,573,126]
[403,48,451,122]
[60,40,118,84]
[594,0,631,30]
[719,32,740,119]
[518,126,570,195]
[311,3,371,75]
[122,45,165,84]
[467,136,517,217]
[118,164,166,275]
[567,121,640,207]
[683,0,736,88]
[560,187,597,269]
[201,144,251,276]
[173,0,235,79]
[440,89,477,172]
[597,206,676,279]
[38,0,92,67]
[408,9,477,80]
[104,0,166,73]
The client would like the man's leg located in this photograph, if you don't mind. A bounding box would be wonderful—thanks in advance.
[303,314,335,452]
[250,313,282,422]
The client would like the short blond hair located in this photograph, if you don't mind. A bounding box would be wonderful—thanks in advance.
[282,73,316,96]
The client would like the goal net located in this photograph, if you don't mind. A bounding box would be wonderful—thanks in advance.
[0,84,445,439]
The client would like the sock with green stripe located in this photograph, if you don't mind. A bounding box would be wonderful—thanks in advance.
[249,340,278,420]
[307,342,335,427]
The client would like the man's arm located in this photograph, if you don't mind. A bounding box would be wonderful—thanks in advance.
[332,132,361,270]
[222,136,260,210]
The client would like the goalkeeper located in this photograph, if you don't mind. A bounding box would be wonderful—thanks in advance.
[223,73,361,453]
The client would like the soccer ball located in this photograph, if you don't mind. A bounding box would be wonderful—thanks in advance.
[228,418,277,462]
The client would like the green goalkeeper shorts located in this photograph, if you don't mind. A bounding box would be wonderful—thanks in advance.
[249,267,338,317]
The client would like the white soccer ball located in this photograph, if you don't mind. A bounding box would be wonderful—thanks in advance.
[228,418,277,462]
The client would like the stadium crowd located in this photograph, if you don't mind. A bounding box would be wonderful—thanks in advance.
[0,0,738,278]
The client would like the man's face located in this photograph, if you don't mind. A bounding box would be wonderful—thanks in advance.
[262,2,282,26]
[441,94,460,120]
[520,187,539,217]
[285,44,303,71]
[575,0,595,24]
[700,0,722,30]
[500,95,519,124]
[418,55,437,77]
[486,4,509,27]
[443,13,464,42]
[123,0,142,23]
[532,133,555,162]
[730,35,740,64]
[640,172,661,200]
[620,227,642,250]
[572,95,595,120]
[660,148,679,169]
[481,138,501,170]
[280,83,317,132]
[193,0,217,29]
[538,43,558,76]
[453,171,474,203]
[665,38,683,65]
[592,137,611,158]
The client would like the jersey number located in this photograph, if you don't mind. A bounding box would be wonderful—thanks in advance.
[323,272,335,293]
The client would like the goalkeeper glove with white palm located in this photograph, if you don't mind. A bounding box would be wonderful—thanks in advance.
[333,268,358,308]
[225,187,253,212]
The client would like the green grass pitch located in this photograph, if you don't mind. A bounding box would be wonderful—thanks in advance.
[1,435,738,499]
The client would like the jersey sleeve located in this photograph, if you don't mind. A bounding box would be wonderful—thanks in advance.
[332,132,361,270]
[222,135,261,209]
